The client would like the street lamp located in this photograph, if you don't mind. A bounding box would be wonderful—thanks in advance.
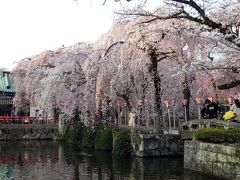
[181,99,188,122]
[196,97,202,119]
[227,96,233,105]
[164,99,171,132]
[164,100,169,108]
[137,99,143,106]
[170,99,176,129]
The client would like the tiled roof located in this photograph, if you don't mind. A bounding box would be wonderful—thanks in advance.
[0,70,15,93]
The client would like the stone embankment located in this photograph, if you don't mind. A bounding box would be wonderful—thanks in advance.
[184,141,240,180]
[0,124,60,140]
[131,133,183,157]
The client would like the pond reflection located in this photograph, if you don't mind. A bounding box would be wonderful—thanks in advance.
[0,141,214,180]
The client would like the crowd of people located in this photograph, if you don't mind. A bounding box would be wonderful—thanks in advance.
[200,98,240,123]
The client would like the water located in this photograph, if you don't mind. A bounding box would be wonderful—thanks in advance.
[0,141,215,180]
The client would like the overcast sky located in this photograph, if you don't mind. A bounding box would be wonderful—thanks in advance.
[0,0,160,70]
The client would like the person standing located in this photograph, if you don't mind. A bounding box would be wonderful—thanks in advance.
[207,99,219,119]
[201,99,211,119]
[230,99,240,122]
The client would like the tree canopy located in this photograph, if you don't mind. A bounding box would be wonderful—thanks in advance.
[12,0,240,127]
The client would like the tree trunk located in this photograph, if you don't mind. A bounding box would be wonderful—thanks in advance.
[148,46,164,132]
[182,76,191,121]
[117,93,136,129]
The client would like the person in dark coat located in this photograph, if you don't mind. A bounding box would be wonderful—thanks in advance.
[201,99,211,119]
[207,100,220,119]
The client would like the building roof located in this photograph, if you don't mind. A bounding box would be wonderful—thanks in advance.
[0,69,15,93]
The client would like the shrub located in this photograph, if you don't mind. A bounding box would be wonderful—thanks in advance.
[62,122,83,143]
[81,126,96,148]
[193,128,240,143]
[94,126,113,150]
[112,128,132,155]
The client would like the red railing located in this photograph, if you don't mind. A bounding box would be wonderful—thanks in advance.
[0,116,55,124]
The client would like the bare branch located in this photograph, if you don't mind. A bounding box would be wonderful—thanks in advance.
[157,51,176,62]
[102,0,107,5]
[218,80,240,90]
[118,0,240,47]
[103,41,124,57]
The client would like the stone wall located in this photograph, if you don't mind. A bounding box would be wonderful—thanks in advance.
[184,141,240,179]
[131,133,183,157]
[0,124,60,140]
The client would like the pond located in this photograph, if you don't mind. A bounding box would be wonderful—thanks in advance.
[0,141,215,180]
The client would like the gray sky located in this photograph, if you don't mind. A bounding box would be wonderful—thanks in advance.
[0,0,160,70]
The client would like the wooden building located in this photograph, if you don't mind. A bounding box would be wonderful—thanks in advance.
[0,69,15,116]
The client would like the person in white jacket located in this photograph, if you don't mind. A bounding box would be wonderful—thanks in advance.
[230,99,240,122]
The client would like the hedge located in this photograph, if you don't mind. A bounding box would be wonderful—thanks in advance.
[193,127,240,143]
[112,128,132,155]
[81,126,96,148]
[62,122,83,143]
[94,126,113,150]
[62,122,133,155]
